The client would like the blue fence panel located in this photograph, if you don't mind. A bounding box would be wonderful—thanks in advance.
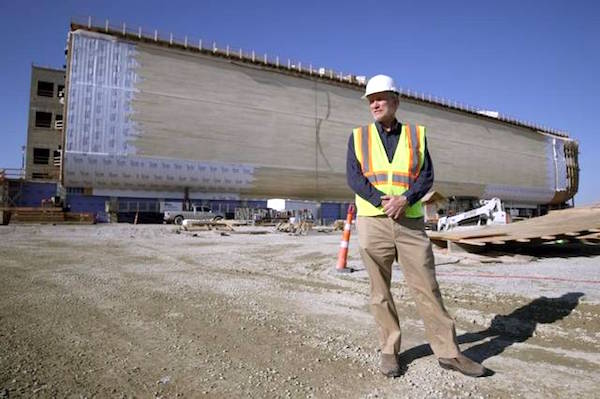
[245,200,268,208]
[16,182,57,207]
[67,195,110,222]
[117,197,160,212]
[207,200,240,214]
[321,202,341,223]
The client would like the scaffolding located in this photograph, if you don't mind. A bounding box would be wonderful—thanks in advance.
[0,168,26,208]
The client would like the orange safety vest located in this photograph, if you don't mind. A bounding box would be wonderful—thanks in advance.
[352,122,426,217]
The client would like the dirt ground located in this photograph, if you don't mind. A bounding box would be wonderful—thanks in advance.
[1,224,599,398]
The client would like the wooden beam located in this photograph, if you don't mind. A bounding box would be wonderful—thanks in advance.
[457,239,486,247]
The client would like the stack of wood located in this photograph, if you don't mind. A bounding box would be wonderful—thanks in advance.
[275,220,313,235]
[181,219,235,232]
[428,205,600,250]
[0,207,96,224]
[332,220,346,231]
[64,212,96,224]
[8,207,65,223]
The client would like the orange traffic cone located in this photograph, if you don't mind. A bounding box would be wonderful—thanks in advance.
[336,204,355,273]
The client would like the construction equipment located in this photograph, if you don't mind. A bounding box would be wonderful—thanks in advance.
[437,198,508,231]
[429,204,600,250]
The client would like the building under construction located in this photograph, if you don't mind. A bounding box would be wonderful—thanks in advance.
[9,18,581,223]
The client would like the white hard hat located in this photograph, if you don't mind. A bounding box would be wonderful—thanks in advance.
[362,74,399,98]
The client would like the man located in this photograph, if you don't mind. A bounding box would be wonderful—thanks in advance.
[346,74,486,378]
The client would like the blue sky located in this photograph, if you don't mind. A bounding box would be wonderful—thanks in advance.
[1,0,598,205]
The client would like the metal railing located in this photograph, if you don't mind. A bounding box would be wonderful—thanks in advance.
[71,16,569,138]
[0,169,25,180]
[71,16,367,86]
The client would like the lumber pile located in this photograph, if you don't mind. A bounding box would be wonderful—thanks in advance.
[275,220,314,235]
[181,219,235,231]
[0,207,96,224]
[8,207,65,223]
[428,205,600,250]
[64,212,96,224]
[332,220,346,231]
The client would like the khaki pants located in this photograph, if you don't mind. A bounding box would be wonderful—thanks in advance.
[357,215,460,358]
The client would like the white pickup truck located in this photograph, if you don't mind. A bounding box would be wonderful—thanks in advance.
[164,205,225,225]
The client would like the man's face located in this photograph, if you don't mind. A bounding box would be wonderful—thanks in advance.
[367,92,398,124]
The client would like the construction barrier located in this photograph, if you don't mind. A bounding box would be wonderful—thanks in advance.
[336,204,355,273]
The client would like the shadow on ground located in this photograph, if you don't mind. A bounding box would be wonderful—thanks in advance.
[399,292,584,372]
[513,243,600,258]
[432,241,600,258]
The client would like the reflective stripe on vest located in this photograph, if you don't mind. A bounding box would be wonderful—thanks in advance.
[406,124,422,184]
[352,122,426,218]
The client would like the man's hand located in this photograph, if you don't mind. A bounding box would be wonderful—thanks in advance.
[381,195,408,220]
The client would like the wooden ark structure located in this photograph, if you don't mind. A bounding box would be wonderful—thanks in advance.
[61,19,579,214]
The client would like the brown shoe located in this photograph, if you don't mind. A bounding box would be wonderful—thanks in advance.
[438,353,486,377]
[380,353,402,378]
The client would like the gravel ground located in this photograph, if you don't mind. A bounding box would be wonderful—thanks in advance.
[1,224,599,398]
